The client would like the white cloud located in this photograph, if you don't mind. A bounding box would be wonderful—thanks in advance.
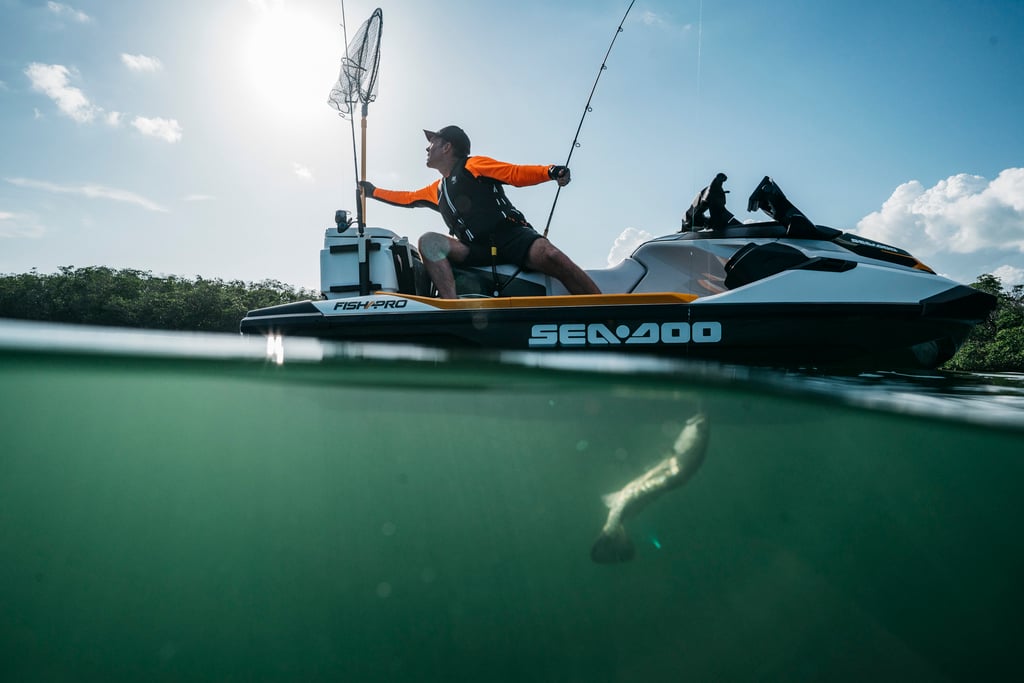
[25,64,181,141]
[0,80,8,91]
[183,194,215,202]
[857,169,1024,257]
[641,11,667,27]
[638,10,690,32]
[292,163,314,181]
[607,227,654,266]
[5,177,168,213]
[0,210,46,239]
[991,265,1024,288]
[24,63,99,123]
[33,108,43,119]
[121,53,163,73]
[131,116,182,143]
[47,1,92,23]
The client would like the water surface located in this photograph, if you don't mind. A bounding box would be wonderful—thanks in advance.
[2,320,1022,681]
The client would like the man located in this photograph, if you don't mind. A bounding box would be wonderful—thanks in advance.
[359,125,601,299]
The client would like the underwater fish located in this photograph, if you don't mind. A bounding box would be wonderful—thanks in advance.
[591,411,710,564]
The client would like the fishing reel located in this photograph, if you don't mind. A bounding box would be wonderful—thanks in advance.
[334,209,354,232]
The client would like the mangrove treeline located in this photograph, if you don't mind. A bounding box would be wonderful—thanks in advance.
[0,266,317,334]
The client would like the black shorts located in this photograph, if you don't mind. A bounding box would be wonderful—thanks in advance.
[458,224,543,268]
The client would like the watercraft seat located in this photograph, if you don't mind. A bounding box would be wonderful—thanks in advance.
[583,258,646,295]
[453,264,547,297]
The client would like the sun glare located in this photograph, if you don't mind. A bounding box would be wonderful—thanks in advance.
[240,3,340,120]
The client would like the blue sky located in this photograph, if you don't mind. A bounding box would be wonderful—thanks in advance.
[2,0,1023,291]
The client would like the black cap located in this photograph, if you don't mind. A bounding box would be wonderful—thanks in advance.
[423,125,471,156]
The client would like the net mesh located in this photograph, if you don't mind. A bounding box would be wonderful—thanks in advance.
[328,8,382,118]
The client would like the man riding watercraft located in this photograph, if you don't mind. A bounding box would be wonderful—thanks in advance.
[359,125,601,299]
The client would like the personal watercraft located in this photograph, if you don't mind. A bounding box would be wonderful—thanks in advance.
[240,175,996,369]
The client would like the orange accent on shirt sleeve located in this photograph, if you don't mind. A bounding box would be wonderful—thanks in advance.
[464,156,551,187]
[371,181,440,210]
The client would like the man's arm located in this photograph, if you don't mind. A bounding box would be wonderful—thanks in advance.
[360,180,441,210]
[464,157,567,188]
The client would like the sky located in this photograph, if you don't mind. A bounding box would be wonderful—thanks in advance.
[2,0,1024,292]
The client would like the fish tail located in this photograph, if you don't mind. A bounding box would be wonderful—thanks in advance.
[590,523,635,564]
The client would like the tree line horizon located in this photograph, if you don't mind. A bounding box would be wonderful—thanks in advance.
[0,266,1020,371]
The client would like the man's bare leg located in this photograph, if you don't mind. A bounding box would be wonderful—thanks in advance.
[418,232,469,299]
[526,238,601,295]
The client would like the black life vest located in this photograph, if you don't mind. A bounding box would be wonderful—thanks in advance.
[437,157,531,243]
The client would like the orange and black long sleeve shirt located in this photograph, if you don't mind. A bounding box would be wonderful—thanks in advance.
[367,156,554,244]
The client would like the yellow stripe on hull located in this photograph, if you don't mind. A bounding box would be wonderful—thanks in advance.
[385,292,699,310]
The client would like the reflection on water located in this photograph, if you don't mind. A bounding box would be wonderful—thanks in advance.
[1,319,1023,681]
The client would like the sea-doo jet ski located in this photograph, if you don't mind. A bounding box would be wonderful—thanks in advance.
[240,175,996,369]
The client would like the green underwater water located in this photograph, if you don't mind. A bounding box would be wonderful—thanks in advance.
[1,322,1023,682]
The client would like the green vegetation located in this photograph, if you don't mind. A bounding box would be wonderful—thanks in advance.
[944,274,1024,372]
[0,266,317,333]
[0,266,1021,371]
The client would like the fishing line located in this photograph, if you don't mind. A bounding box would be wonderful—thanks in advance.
[543,0,636,238]
[696,0,704,98]
[691,0,704,195]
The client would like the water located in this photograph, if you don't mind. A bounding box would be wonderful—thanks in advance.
[2,319,1023,682]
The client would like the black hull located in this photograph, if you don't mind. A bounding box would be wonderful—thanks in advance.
[240,293,990,370]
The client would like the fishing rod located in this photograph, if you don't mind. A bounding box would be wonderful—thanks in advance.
[328,2,382,296]
[542,0,636,238]
[329,2,382,236]
[492,1,635,297]
[338,1,362,231]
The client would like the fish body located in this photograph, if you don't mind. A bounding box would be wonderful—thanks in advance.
[591,412,709,563]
